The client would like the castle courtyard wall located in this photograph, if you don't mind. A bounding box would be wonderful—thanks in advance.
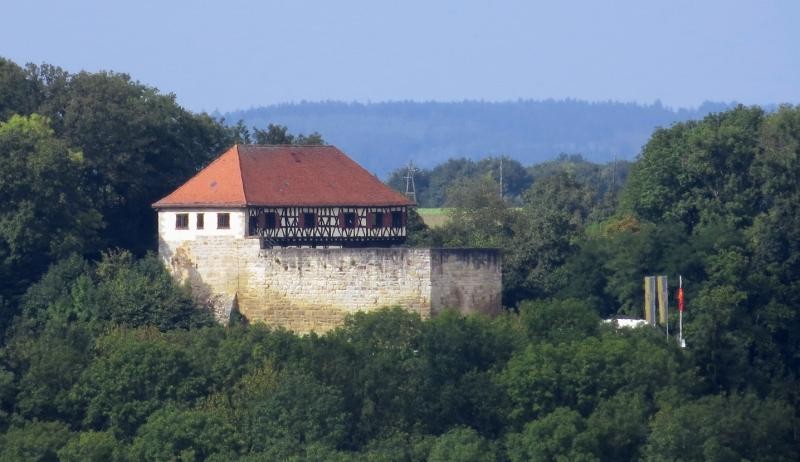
[159,235,501,333]
[430,249,502,317]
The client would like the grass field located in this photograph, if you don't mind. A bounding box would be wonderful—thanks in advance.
[416,208,450,228]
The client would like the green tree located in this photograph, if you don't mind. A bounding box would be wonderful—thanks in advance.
[242,369,348,457]
[228,119,252,144]
[0,57,39,121]
[358,432,434,462]
[643,393,798,462]
[387,154,622,209]
[91,250,212,330]
[311,308,429,445]
[423,158,479,207]
[415,311,515,436]
[252,123,324,145]
[58,431,125,462]
[75,329,207,438]
[25,66,237,255]
[0,362,14,429]
[16,254,91,332]
[130,406,240,461]
[182,323,302,396]
[746,105,800,383]
[518,298,600,344]
[593,219,689,317]
[10,322,93,423]
[528,153,631,219]
[505,408,598,462]
[476,156,533,202]
[609,104,800,396]
[0,420,72,462]
[295,131,325,145]
[504,173,592,303]
[583,392,650,461]
[15,251,211,333]
[622,105,763,230]
[0,114,102,322]
[439,175,512,248]
[499,329,692,424]
[428,427,498,462]
[403,207,434,247]
[254,123,294,144]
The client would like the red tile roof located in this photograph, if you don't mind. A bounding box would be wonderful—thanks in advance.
[153,145,414,208]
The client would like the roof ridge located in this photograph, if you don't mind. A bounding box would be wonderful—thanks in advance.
[242,144,330,148]
[195,144,237,172]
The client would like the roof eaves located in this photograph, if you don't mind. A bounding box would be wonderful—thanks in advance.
[153,202,247,209]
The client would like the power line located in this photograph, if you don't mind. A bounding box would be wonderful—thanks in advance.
[404,161,418,204]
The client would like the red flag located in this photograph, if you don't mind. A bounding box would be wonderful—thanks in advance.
[677,287,685,312]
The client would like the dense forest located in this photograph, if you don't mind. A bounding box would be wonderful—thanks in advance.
[223,100,736,177]
[1,56,799,460]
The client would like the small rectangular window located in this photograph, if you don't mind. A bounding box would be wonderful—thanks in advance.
[372,212,384,229]
[175,213,189,230]
[217,213,230,229]
[391,211,404,228]
[302,212,316,229]
[343,212,357,229]
[196,213,204,229]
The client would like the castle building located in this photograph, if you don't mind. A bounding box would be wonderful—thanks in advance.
[154,145,501,332]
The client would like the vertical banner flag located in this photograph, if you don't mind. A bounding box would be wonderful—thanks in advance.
[644,276,657,326]
[656,275,668,326]
[678,283,685,312]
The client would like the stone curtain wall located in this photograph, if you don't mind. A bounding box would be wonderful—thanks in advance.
[430,249,502,317]
[237,247,434,331]
[160,236,501,332]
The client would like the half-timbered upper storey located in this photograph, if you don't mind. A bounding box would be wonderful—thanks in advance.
[153,145,415,247]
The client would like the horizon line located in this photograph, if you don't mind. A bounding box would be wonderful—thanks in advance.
[209,97,761,116]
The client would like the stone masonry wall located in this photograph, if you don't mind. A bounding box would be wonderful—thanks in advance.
[236,246,433,332]
[430,249,503,316]
[160,236,501,333]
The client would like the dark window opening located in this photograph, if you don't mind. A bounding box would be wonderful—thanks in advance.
[302,212,316,229]
[248,215,257,235]
[372,212,384,228]
[391,211,404,228]
[343,212,357,229]
[196,213,204,229]
[265,212,278,229]
[217,213,230,229]
[176,213,189,230]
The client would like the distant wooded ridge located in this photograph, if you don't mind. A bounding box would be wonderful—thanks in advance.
[221,99,739,177]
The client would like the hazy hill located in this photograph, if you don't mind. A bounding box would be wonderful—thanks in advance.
[222,99,734,177]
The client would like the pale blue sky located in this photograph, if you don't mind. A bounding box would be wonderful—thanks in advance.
[2,0,798,113]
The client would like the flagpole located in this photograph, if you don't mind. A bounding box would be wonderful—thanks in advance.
[678,275,685,348]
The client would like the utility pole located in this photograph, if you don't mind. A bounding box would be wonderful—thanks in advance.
[611,154,617,191]
[404,161,417,205]
[499,157,504,200]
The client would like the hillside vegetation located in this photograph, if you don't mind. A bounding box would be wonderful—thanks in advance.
[1,56,799,460]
